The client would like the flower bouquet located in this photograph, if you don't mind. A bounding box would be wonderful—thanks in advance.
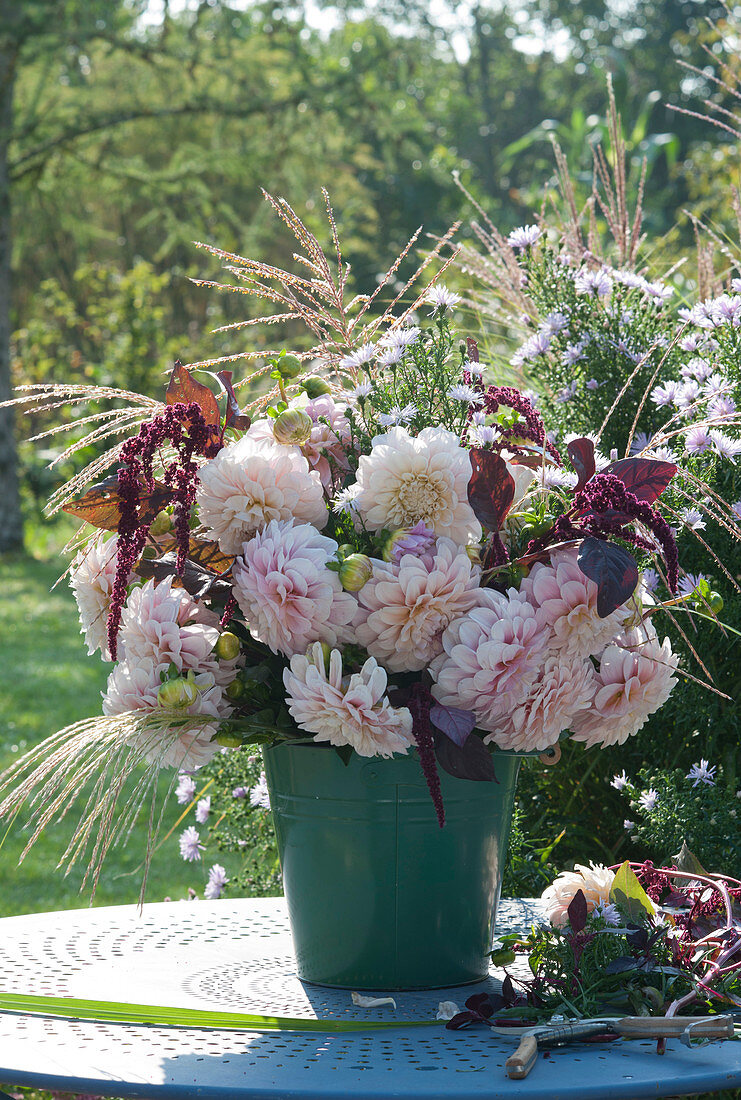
[0,193,722,988]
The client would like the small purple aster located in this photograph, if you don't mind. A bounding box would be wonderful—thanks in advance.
[179,826,204,862]
[623,819,635,831]
[195,796,211,824]
[638,789,658,813]
[684,421,712,456]
[680,507,706,531]
[732,500,741,522]
[232,785,249,799]
[651,381,680,408]
[611,771,629,791]
[176,774,197,805]
[710,430,741,463]
[507,224,542,250]
[686,759,717,788]
[586,378,600,390]
[641,567,660,594]
[339,343,376,370]
[204,864,229,900]
[574,266,613,297]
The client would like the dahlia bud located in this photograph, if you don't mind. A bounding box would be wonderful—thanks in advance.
[272,408,313,446]
[275,353,304,380]
[225,678,245,700]
[149,509,173,536]
[302,377,332,398]
[465,544,482,565]
[157,675,199,709]
[215,631,241,661]
[215,725,243,748]
[339,553,372,591]
[337,543,355,559]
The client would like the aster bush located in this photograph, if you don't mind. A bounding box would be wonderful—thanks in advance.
[0,189,734,894]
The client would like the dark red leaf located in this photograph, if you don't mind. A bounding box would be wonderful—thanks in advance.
[467,448,516,532]
[429,704,475,747]
[218,370,251,431]
[434,729,496,781]
[136,551,232,601]
[568,889,588,933]
[577,537,639,617]
[605,457,677,504]
[466,337,480,363]
[501,976,516,1005]
[567,437,596,492]
[62,476,170,531]
[157,534,234,574]
[166,362,221,431]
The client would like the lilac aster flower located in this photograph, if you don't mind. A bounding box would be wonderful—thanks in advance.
[448,384,482,405]
[638,789,659,812]
[179,826,204,862]
[708,396,736,421]
[678,572,708,597]
[424,285,461,311]
[249,772,271,810]
[562,339,589,366]
[651,381,680,408]
[232,785,249,799]
[686,759,717,787]
[512,331,552,366]
[630,431,655,455]
[732,278,741,293]
[176,774,197,805]
[710,293,741,326]
[676,380,701,410]
[195,796,211,824]
[507,224,542,250]
[732,501,741,522]
[464,359,484,378]
[611,770,629,791]
[555,380,578,403]
[339,343,376,370]
[541,311,570,336]
[710,430,741,463]
[680,507,706,531]
[586,378,600,390]
[592,901,622,926]
[704,373,733,400]
[623,819,635,831]
[574,266,613,297]
[641,567,660,594]
[468,424,498,446]
[204,864,229,900]
[679,334,701,352]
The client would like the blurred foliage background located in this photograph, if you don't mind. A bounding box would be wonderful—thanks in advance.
[2,0,741,913]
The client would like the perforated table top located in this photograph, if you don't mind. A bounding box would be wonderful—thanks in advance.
[0,896,739,1099]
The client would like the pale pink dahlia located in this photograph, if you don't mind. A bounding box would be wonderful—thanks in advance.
[69,532,125,659]
[302,395,352,490]
[102,661,225,771]
[486,654,595,752]
[354,426,482,544]
[356,539,486,673]
[541,863,616,929]
[521,547,626,658]
[283,644,414,758]
[195,434,327,553]
[571,630,678,748]
[232,520,358,657]
[430,590,551,732]
[117,577,236,686]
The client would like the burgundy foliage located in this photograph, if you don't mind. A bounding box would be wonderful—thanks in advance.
[406,682,445,828]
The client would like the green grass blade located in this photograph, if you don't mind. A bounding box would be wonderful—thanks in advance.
[0,991,441,1032]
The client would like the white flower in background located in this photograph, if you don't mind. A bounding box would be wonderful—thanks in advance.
[176,774,197,804]
[574,266,613,297]
[507,224,541,250]
[641,568,659,594]
[379,327,420,350]
[448,383,482,405]
[541,863,615,929]
[204,864,229,899]
[338,343,376,370]
[424,285,461,311]
[623,819,635,831]
[521,548,626,659]
[488,653,595,753]
[196,434,327,554]
[195,796,211,824]
[465,359,484,377]
[333,484,361,515]
[686,759,717,787]
[376,345,405,367]
[611,771,629,791]
[650,381,680,408]
[571,632,678,749]
[283,644,414,758]
[378,403,417,427]
[351,381,373,399]
[179,826,204,862]
[468,423,498,446]
[431,589,551,733]
[629,431,655,455]
[680,507,706,531]
[638,788,659,812]
[69,532,124,659]
[710,430,741,463]
[356,538,486,673]
[232,520,358,657]
[249,772,271,810]
[540,311,570,336]
[537,465,578,490]
[354,425,482,544]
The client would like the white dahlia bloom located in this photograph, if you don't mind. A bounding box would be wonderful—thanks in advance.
[430,589,551,732]
[571,630,678,748]
[283,644,414,758]
[102,661,224,771]
[232,520,358,657]
[354,426,481,544]
[520,547,626,658]
[195,434,327,553]
[486,654,595,753]
[541,863,616,929]
[356,538,485,672]
[69,532,124,659]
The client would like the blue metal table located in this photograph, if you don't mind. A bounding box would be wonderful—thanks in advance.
[0,896,738,1099]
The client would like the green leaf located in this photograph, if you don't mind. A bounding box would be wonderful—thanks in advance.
[609,860,656,924]
[671,841,708,877]
[0,991,441,1033]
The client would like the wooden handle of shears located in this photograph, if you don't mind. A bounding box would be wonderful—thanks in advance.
[505,1034,538,1079]
[616,1015,734,1039]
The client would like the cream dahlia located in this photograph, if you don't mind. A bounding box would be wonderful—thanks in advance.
[69,532,125,659]
[195,434,327,553]
[571,629,678,748]
[486,653,595,752]
[520,547,626,658]
[356,538,485,673]
[232,520,358,657]
[354,426,482,544]
[541,863,616,929]
[430,589,551,731]
[283,644,414,758]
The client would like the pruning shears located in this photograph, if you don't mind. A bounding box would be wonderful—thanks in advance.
[492,1015,736,1080]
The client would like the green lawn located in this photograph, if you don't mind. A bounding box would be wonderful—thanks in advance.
[0,552,241,916]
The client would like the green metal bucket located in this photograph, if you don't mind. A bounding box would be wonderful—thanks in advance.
[263,743,520,990]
